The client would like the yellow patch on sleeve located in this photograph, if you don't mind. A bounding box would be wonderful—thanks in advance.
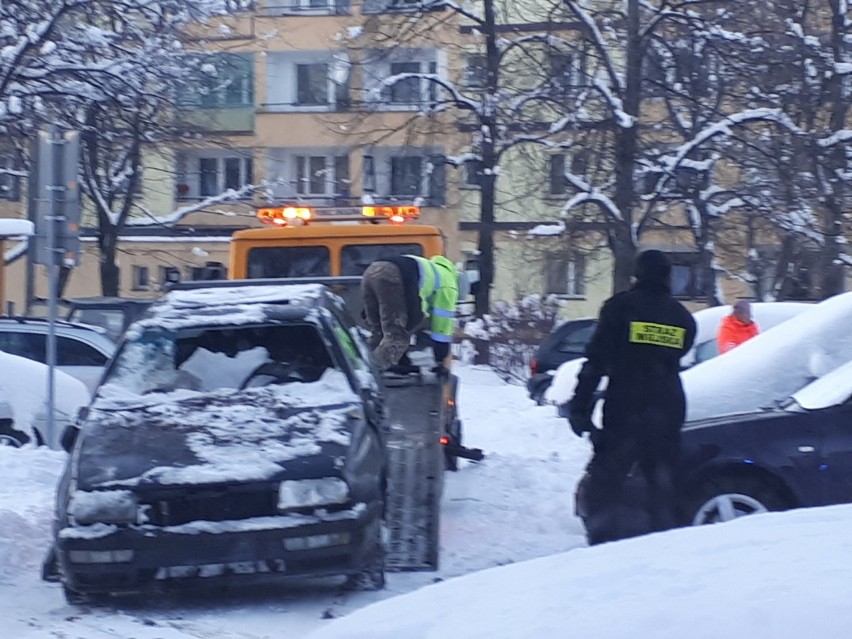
[629,321,686,349]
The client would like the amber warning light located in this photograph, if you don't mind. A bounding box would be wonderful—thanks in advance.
[257,205,420,225]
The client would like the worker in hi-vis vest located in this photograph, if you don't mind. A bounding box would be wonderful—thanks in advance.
[361,254,464,371]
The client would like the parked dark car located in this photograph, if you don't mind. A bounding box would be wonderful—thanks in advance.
[526,318,596,404]
[48,283,388,603]
[575,359,852,544]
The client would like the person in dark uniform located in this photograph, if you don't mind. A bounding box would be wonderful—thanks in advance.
[568,250,696,544]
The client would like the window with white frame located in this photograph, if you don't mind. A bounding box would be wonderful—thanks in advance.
[262,0,350,16]
[545,253,586,297]
[0,154,21,201]
[176,152,254,199]
[179,53,254,109]
[363,151,445,205]
[363,49,440,109]
[266,52,349,111]
[266,150,350,200]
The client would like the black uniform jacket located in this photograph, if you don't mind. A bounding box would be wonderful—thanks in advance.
[571,281,697,436]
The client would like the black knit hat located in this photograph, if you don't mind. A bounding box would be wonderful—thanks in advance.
[634,250,671,284]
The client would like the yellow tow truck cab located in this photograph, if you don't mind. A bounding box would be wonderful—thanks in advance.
[229,205,446,280]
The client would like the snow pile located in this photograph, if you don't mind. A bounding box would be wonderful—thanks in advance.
[308,504,852,639]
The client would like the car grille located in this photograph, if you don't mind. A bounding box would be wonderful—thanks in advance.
[140,487,279,527]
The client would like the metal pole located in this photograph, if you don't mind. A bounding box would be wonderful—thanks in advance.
[45,126,64,447]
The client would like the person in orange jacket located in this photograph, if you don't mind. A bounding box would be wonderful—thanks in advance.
[716,300,759,354]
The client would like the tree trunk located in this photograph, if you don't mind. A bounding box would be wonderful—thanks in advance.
[99,231,120,296]
[473,0,499,316]
[609,0,642,293]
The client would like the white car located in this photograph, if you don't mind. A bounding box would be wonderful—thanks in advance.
[0,317,116,394]
[0,351,90,449]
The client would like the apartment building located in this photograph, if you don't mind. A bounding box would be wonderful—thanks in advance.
[4,0,468,309]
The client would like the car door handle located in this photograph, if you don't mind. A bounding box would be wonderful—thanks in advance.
[797,445,816,453]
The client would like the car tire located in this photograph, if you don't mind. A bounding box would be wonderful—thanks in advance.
[0,420,28,448]
[687,475,789,526]
[345,513,386,591]
[62,583,95,606]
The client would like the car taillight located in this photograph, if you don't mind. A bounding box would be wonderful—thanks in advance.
[530,357,538,376]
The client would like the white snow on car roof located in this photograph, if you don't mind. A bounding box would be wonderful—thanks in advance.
[158,283,326,310]
[684,292,852,421]
[130,284,327,334]
[791,359,852,411]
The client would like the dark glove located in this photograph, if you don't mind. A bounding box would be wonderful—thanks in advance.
[567,397,595,437]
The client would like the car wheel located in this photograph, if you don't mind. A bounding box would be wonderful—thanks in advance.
[0,420,28,448]
[688,476,789,526]
[345,513,386,591]
[62,583,95,606]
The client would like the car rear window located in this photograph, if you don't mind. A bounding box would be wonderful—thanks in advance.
[556,323,596,355]
[247,246,330,279]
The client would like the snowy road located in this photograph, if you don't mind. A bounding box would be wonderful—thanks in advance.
[0,365,590,638]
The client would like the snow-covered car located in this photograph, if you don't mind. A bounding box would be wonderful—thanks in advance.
[0,351,90,448]
[49,283,388,603]
[575,357,852,544]
[0,317,116,394]
[543,301,811,407]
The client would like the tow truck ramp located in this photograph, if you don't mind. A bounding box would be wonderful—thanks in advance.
[383,373,445,571]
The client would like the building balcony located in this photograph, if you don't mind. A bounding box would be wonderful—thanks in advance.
[176,106,255,135]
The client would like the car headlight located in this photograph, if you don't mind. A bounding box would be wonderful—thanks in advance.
[68,489,139,525]
[278,478,350,510]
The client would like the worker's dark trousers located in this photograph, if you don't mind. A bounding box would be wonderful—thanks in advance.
[362,261,411,369]
[583,427,681,544]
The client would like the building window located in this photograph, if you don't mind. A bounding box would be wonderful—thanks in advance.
[463,158,482,187]
[464,54,487,88]
[549,51,585,93]
[641,166,710,197]
[364,150,445,205]
[363,0,424,13]
[545,254,586,297]
[390,156,423,196]
[296,63,329,106]
[364,50,439,109]
[291,154,349,196]
[549,152,588,196]
[160,266,181,287]
[178,154,253,199]
[265,52,349,112]
[262,0,350,16]
[132,266,150,291]
[179,53,254,109]
[669,259,713,298]
[0,155,21,201]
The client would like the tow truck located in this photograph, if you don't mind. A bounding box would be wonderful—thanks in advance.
[227,203,483,571]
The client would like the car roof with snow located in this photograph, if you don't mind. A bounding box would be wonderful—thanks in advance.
[133,283,336,333]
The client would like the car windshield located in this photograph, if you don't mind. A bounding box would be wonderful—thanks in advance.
[101,322,334,398]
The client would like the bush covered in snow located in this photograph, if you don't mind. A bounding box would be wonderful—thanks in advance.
[459,295,564,383]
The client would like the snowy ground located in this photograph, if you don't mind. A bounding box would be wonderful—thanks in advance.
[0,364,590,638]
[4,363,852,639]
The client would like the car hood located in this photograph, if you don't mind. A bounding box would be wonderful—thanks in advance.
[75,380,359,491]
